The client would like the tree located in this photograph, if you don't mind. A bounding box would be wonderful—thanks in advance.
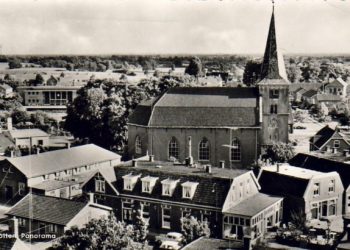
[47,75,58,86]
[185,57,203,77]
[180,215,210,244]
[52,213,149,250]
[243,60,261,86]
[8,58,22,69]
[263,142,295,163]
[11,109,30,124]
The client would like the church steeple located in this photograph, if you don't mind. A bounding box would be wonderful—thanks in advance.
[259,4,288,83]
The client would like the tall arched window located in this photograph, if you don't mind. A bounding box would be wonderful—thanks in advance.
[168,137,179,160]
[199,138,210,161]
[231,138,241,162]
[135,136,142,155]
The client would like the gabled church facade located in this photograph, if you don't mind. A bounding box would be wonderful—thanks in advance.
[127,8,290,168]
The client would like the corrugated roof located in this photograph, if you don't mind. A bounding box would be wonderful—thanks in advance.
[6,144,121,178]
[224,193,282,216]
[302,89,318,98]
[6,194,87,225]
[8,129,48,138]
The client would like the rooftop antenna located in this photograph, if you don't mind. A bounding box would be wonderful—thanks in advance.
[272,0,275,12]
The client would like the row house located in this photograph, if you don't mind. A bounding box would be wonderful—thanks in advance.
[258,164,344,232]
[0,144,121,204]
[82,159,283,248]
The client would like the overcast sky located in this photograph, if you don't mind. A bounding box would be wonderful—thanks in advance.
[0,0,349,55]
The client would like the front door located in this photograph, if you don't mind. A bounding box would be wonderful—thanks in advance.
[5,186,13,201]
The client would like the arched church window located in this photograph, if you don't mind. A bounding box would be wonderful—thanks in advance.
[168,137,179,160]
[199,138,210,161]
[135,136,142,155]
[231,138,241,162]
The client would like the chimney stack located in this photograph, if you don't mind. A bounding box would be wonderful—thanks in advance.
[132,159,138,167]
[149,155,154,162]
[13,217,19,238]
[36,147,40,155]
[326,146,331,153]
[206,165,212,174]
[67,142,71,149]
[7,117,12,131]
[10,150,14,158]
[186,136,194,166]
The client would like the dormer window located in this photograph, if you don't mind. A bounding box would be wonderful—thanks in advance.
[161,179,179,197]
[122,174,141,191]
[141,176,158,193]
[181,181,199,199]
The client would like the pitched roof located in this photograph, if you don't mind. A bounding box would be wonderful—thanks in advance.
[326,77,348,88]
[6,194,87,225]
[312,125,336,149]
[129,87,260,127]
[259,8,289,84]
[0,84,12,91]
[289,153,350,188]
[302,89,318,98]
[224,193,282,217]
[316,94,342,102]
[8,129,48,138]
[114,161,249,208]
[30,179,79,191]
[6,144,121,178]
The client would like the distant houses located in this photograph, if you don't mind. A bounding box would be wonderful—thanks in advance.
[4,128,50,148]
[0,83,13,98]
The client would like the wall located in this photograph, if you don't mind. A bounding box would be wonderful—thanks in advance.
[128,126,259,168]
[66,204,111,229]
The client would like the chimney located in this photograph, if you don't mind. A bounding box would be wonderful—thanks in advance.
[36,147,40,155]
[7,117,12,131]
[206,165,212,174]
[13,217,19,238]
[67,142,71,149]
[343,149,349,157]
[219,160,225,169]
[88,193,94,204]
[10,150,14,158]
[332,147,338,154]
[132,159,138,167]
[186,136,194,166]
[149,155,154,162]
[326,145,331,153]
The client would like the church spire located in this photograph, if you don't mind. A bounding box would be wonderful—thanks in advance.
[259,3,288,83]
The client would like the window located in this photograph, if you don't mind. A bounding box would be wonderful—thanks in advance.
[18,218,26,227]
[239,182,243,198]
[334,140,340,148]
[270,104,278,114]
[143,181,150,193]
[162,206,171,229]
[313,183,320,196]
[183,186,191,198]
[122,199,133,222]
[141,202,150,220]
[329,200,336,216]
[95,179,105,193]
[141,176,158,193]
[48,224,58,233]
[329,180,335,193]
[199,138,210,161]
[231,138,241,161]
[269,89,279,99]
[161,179,179,197]
[168,137,179,160]
[122,174,141,191]
[18,182,25,196]
[181,181,199,199]
[135,136,142,155]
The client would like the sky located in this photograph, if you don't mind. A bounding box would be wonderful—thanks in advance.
[0,0,349,55]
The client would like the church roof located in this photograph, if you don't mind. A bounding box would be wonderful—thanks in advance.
[128,87,260,128]
[259,8,289,85]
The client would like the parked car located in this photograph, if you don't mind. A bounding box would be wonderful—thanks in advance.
[166,232,184,243]
[159,240,181,250]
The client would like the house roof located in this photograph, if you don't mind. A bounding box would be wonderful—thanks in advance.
[224,193,282,217]
[302,89,318,98]
[8,129,48,138]
[289,153,350,188]
[6,194,87,225]
[129,87,260,127]
[6,144,121,178]
[325,77,348,88]
[30,179,79,191]
[0,84,12,91]
[312,125,336,149]
[182,237,243,250]
[113,161,249,208]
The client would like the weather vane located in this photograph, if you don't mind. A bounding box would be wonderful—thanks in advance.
[272,0,275,11]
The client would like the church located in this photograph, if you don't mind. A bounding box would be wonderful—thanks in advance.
[128,8,291,168]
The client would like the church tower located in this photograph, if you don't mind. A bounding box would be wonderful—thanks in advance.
[259,5,290,147]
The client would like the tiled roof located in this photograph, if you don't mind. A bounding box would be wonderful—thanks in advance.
[312,125,335,149]
[8,129,48,138]
[302,89,318,98]
[129,87,260,127]
[6,194,87,225]
[289,153,350,188]
[258,169,309,198]
[6,144,121,178]
[113,162,248,207]
[224,193,282,216]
